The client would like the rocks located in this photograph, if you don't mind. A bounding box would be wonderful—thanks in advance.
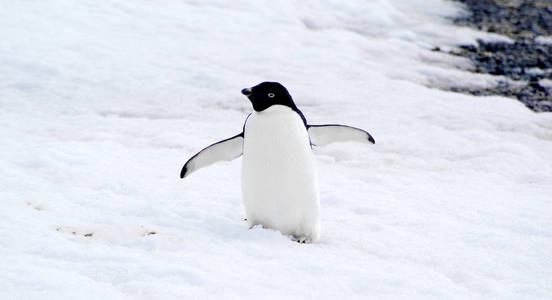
[454,0,552,39]
[453,40,552,80]
[445,0,552,112]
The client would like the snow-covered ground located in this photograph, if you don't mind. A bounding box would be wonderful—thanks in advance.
[1,0,551,299]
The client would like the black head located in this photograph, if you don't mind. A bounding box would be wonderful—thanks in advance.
[241,82,298,112]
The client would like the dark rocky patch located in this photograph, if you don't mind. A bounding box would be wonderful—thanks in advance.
[454,0,552,39]
[444,0,552,112]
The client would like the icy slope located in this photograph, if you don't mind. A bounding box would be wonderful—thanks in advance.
[1,0,551,299]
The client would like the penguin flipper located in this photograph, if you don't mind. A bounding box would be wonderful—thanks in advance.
[180,133,244,178]
[307,124,375,146]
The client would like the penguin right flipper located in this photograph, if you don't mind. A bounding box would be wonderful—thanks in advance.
[180,133,244,178]
[307,124,375,146]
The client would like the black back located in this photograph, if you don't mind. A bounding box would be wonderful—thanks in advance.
[242,82,307,126]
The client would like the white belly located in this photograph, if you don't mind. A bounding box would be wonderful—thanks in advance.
[241,105,320,241]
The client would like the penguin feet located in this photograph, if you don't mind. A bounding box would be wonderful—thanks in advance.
[292,236,312,244]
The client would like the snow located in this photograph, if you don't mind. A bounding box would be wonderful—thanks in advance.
[536,35,552,45]
[1,0,552,299]
[541,78,552,89]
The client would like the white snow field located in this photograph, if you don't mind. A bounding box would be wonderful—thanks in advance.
[1,0,552,299]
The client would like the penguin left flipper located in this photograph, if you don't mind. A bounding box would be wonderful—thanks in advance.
[180,133,244,178]
[307,124,375,146]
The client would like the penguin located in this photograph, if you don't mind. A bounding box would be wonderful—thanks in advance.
[180,82,374,243]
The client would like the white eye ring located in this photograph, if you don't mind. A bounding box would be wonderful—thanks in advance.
[268,93,275,98]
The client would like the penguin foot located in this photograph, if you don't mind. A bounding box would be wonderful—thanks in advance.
[292,236,312,244]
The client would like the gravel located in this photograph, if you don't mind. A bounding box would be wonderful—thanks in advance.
[444,0,552,112]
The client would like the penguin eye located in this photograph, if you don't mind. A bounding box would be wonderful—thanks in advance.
[268,93,275,98]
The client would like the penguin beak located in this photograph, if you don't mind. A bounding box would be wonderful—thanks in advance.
[241,88,252,96]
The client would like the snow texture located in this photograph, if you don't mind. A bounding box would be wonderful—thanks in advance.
[536,36,552,45]
[1,0,551,299]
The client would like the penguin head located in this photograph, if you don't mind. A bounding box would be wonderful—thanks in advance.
[241,82,297,112]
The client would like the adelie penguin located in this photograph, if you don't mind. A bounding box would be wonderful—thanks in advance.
[180,82,375,243]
